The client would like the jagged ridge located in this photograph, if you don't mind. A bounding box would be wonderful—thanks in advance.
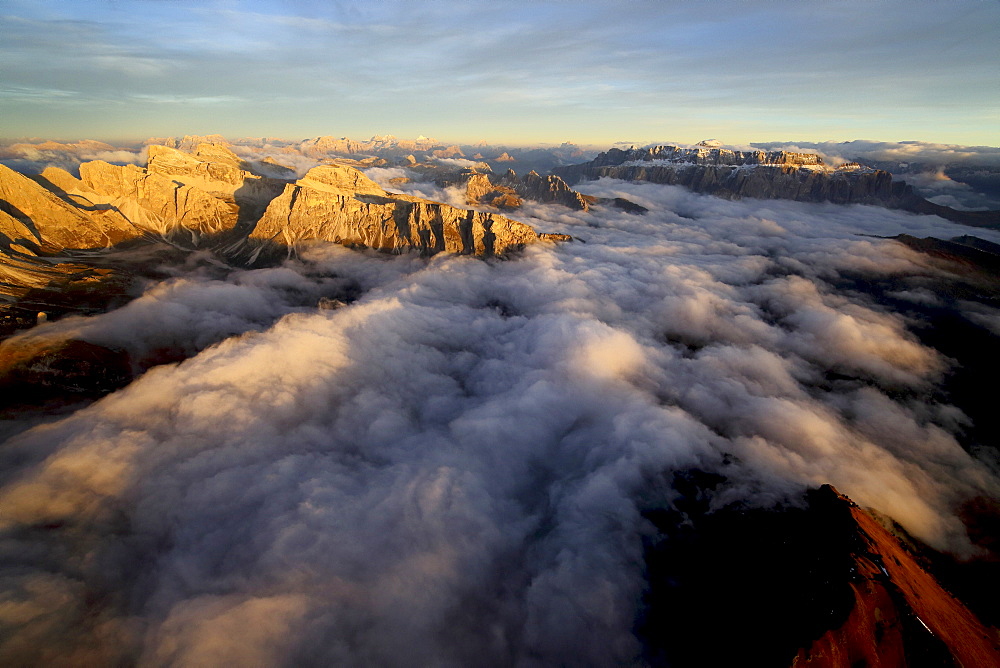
[556,145,1000,228]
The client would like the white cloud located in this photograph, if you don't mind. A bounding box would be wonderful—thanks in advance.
[0,179,998,665]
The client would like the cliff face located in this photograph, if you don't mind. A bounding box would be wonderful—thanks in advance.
[2,147,561,263]
[435,167,633,213]
[555,145,905,205]
[251,165,559,257]
[588,145,825,168]
[556,145,1000,228]
[1,147,563,335]
[499,170,595,211]
[145,144,287,222]
[78,160,239,236]
[0,164,137,251]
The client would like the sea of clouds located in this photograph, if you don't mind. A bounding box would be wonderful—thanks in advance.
[1,178,999,666]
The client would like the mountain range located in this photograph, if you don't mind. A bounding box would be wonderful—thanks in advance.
[1,135,999,667]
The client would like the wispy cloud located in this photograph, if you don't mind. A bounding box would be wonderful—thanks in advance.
[1,0,997,146]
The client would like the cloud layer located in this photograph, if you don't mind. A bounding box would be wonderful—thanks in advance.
[1,180,998,665]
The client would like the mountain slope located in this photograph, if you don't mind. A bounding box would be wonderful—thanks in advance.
[555,145,1000,228]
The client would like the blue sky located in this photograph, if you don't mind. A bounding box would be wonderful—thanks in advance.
[1,0,997,145]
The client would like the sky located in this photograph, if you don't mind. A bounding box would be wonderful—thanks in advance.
[1,0,998,148]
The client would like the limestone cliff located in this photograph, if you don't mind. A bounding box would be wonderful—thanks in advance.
[78,160,239,236]
[296,164,387,196]
[250,165,562,257]
[500,170,595,211]
[556,145,1000,228]
[0,145,569,342]
[0,165,141,334]
[145,144,287,223]
[555,146,896,204]
[0,164,137,250]
[438,167,642,213]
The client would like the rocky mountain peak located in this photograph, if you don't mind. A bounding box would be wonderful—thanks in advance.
[250,163,562,258]
[296,165,386,196]
[191,142,244,169]
[555,146,1000,227]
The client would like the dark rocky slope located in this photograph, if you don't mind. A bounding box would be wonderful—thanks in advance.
[641,482,1000,667]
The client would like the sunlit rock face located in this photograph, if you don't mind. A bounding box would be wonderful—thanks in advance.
[251,164,558,256]
[793,488,1000,668]
[79,160,240,236]
[1,144,565,328]
[435,167,646,214]
[455,169,591,211]
[146,144,288,223]
[0,164,137,250]
[557,145,1000,228]
[555,145,904,205]
[595,144,828,167]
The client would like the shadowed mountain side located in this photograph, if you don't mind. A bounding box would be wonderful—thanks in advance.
[555,146,1000,229]
[894,197,1000,229]
[640,482,1000,667]
[0,243,136,337]
[793,489,1000,668]
[891,234,1000,276]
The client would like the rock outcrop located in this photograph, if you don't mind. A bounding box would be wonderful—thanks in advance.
[792,488,1000,668]
[500,170,595,211]
[464,172,508,206]
[145,143,287,223]
[1,146,568,334]
[434,167,644,214]
[431,145,465,159]
[4,145,564,269]
[556,145,1000,228]
[0,336,131,401]
[78,160,239,236]
[0,164,137,250]
[640,480,1000,667]
[555,145,893,204]
[0,144,288,333]
[250,165,563,257]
